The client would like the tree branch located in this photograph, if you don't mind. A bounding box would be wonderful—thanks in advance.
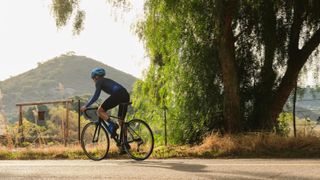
[288,0,304,56]
[300,28,320,60]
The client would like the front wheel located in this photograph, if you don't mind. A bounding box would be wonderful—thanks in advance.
[124,119,154,161]
[81,122,110,161]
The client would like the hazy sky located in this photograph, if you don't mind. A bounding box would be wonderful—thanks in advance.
[0,0,148,81]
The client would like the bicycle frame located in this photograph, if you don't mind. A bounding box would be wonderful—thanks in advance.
[86,109,126,146]
[93,115,138,149]
[82,105,154,161]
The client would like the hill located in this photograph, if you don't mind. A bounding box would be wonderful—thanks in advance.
[284,87,320,121]
[0,55,137,121]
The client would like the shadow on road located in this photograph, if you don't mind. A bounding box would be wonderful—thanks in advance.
[123,160,209,173]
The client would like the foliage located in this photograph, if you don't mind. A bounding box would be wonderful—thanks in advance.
[51,0,86,35]
[6,118,46,146]
[3,105,89,147]
[133,0,320,141]
[275,113,291,136]
[129,0,226,143]
[48,1,320,143]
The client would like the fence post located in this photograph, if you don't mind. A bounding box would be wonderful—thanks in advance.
[163,106,167,146]
[78,100,81,142]
[65,101,70,147]
[18,105,24,143]
[293,81,297,137]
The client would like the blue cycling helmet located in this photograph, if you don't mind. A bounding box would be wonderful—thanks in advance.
[91,68,106,79]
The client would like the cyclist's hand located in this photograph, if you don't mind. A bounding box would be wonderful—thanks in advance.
[80,106,87,112]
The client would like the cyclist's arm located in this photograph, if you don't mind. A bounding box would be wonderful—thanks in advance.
[85,80,102,108]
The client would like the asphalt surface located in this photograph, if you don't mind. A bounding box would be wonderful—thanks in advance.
[0,159,320,180]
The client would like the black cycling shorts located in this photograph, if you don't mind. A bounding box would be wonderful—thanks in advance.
[101,89,130,119]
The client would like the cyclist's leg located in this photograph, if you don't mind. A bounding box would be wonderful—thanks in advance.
[117,91,130,122]
[118,104,127,121]
[117,91,130,152]
[98,95,121,138]
[98,95,119,121]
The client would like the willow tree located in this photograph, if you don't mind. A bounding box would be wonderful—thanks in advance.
[240,0,320,130]
[50,0,320,140]
[136,0,320,133]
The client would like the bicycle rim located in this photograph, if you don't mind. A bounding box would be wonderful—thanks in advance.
[81,122,110,161]
[124,119,154,160]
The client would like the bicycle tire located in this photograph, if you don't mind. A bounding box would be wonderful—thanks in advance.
[124,119,154,161]
[81,122,110,161]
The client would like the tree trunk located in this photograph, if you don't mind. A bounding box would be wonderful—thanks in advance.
[250,0,277,130]
[267,1,320,127]
[248,0,320,130]
[218,0,241,133]
[268,60,302,126]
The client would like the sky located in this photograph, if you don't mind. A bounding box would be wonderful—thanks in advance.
[0,0,148,81]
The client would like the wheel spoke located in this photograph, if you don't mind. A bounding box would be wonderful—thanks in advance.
[81,122,110,161]
[124,119,154,160]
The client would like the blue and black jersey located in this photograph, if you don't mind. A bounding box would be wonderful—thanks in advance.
[85,78,128,108]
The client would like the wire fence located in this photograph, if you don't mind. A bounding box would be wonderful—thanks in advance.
[284,98,320,136]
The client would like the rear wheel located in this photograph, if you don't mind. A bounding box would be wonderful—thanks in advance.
[124,119,154,160]
[81,122,110,161]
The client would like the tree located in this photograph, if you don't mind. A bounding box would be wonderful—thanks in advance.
[242,0,320,130]
[51,0,86,35]
[50,0,129,35]
[215,0,241,133]
[137,0,320,134]
[49,0,320,141]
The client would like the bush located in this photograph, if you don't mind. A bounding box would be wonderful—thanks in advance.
[275,112,291,136]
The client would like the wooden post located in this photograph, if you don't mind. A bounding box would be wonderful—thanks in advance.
[18,105,24,143]
[65,101,69,147]
[78,100,81,142]
[16,99,73,146]
[61,108,66,146]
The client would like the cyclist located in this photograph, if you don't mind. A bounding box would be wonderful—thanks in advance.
[80,67,130,139]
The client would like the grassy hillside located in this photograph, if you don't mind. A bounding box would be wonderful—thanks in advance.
[285,87,320,121]
[0,55,137,121]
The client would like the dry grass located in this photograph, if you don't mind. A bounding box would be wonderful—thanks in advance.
[191,133,320,158]
[153,133,320,159]
[1,133,320,159]
[0,144,128,160]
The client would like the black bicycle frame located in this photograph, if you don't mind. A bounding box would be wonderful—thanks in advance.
[92,123,101,143]
[85,104,136,146]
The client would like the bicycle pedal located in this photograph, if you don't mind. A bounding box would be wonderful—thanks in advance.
[119,149,126,155]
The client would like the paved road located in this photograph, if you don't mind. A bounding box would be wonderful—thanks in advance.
[0,159,320,180]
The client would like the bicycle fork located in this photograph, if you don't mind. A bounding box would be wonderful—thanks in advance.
[92,123,101,143]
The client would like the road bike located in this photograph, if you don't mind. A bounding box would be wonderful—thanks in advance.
[81,102,154,161]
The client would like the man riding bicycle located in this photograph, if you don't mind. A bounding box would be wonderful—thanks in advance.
[80,67,130,139]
